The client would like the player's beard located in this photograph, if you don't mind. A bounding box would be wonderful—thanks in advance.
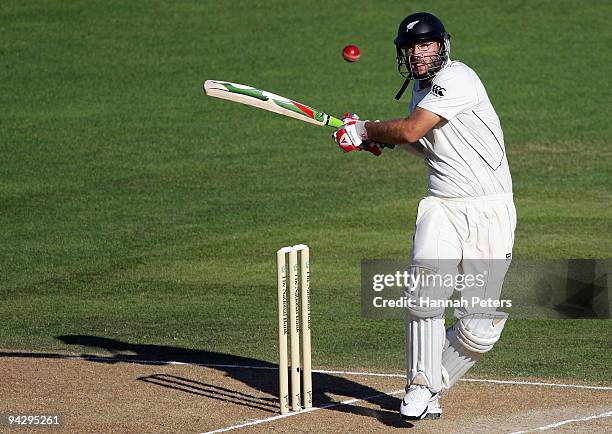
[409,53,444,80]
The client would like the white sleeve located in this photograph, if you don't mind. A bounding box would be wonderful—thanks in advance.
[417,66,478,120]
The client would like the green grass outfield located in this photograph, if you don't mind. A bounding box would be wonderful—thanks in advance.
[1,0,611,384]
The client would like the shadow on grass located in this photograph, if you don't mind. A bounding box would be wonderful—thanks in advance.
[0,335,412,429]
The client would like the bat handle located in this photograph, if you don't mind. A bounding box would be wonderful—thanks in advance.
[327,116,344,129]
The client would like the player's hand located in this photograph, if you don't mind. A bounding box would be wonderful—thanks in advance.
[332,112,368,153]
[362,140,385,156]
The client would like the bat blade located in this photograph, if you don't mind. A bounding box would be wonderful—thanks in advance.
[204,80,343,128]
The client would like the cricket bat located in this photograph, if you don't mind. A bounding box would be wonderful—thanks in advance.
[203,80,344,129]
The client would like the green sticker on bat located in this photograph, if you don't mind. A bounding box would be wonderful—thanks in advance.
[221,83,269,101]
[274,100,307,117]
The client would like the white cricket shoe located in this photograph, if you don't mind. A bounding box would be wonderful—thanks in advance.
[423,393,442,419]
[400,385,442,420]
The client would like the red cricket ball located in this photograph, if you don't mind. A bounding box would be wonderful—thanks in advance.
[342,44,360,62]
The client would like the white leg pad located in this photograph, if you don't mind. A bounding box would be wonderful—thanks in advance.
[406,317,447,393]
[442,312,508,389]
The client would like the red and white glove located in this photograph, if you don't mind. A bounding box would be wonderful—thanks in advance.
[362,140,385,156]
[332,113,368,153]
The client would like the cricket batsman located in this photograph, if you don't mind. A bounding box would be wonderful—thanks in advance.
[332,12,517,420]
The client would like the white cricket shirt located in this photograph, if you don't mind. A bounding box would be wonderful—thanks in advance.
[409,61,512,198]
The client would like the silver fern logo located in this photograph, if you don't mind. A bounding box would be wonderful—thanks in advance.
[406,20,420,30]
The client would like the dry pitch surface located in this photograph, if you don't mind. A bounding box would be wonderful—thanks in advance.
[1,351,611,433]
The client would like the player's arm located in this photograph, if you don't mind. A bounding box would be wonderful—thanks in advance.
[332,108,440,155]
[365,108,441,145]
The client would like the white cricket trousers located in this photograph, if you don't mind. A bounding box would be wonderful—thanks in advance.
[411,193,516,317]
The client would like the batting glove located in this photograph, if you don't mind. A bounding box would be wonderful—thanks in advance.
[362,140,384,156]
[332,112,368,153]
